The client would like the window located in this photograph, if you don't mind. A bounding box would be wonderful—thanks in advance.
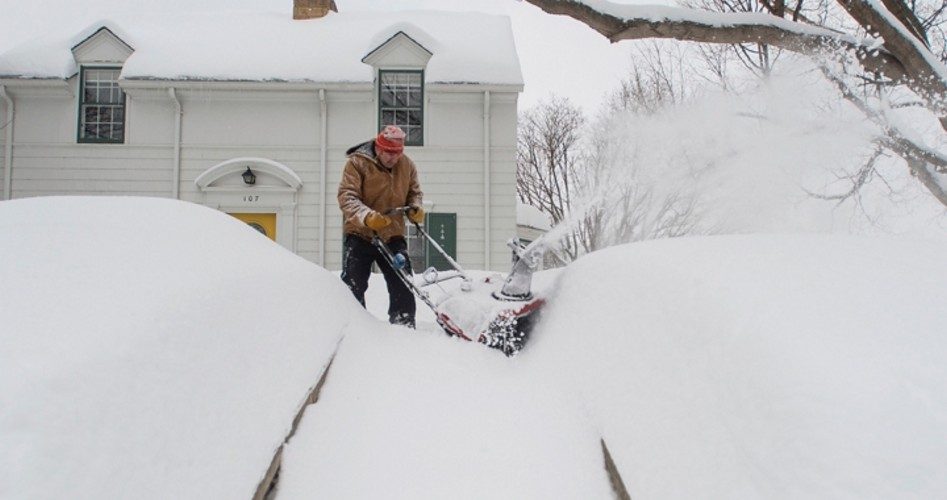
[78,67,125,143]
[379,70,423,146]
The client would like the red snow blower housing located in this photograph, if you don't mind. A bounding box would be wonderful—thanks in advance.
[372,207,546,356]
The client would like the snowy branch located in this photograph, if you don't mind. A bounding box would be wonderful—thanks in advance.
[523,0,909,79]
[524,0,947,208]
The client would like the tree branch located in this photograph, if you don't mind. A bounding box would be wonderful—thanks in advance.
[523,0,908,79]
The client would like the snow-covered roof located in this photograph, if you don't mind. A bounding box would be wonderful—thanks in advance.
[0,9,523,86]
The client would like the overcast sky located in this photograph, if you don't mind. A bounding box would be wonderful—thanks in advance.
[0,0,666,114]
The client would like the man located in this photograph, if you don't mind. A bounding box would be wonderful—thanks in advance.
[338,125,425,328]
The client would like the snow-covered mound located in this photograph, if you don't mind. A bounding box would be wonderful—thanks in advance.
[532,234,947,498]
[0,197,349,499]
[3,197,945,499]
[277,322,613,499]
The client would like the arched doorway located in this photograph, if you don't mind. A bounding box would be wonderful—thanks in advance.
[194,157,303,250]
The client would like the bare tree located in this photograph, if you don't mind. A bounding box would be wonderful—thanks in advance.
[580,45,713,250]
[523,0,947,207]
[605,41,695,114]
[516,96,586,264]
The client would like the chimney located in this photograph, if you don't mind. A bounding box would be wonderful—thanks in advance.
[294,0,338,20]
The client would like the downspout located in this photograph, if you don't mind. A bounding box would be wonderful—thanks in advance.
[483,90,492,270]
[319,89,328,267]
[168,87,182,199]
[1,85,14,201]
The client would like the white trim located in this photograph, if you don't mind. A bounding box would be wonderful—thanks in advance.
[0,85,12,200]
[168,87,181,199]
[119,79,374,92]
[195,157,302,190]
[426,83,523,93]
[483,90,491,270]
[195,157,303,252]
[361,31,433,67]
[319,88,328,267]
[71,27,134,65]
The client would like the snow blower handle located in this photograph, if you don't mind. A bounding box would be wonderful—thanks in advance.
[382,206,419,219]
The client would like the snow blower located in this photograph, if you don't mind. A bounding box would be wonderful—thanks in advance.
[372,207,546,356]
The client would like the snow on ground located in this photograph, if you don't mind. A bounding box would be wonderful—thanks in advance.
[530,234,947,498]
[0,197,348,499]
[279,232,947,498]
[3,196,946,498]
[276,319,612,499]
[276,269,596,499]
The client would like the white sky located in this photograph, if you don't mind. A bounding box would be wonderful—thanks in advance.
[0,0,668,113]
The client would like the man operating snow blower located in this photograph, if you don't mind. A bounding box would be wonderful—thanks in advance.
[338,125,425,328]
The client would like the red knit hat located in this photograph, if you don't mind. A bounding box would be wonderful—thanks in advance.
[375,125,406,154]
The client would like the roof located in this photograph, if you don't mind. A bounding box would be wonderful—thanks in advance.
[0,9,523,86]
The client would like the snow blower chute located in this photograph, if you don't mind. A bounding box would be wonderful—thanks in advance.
[372,207,546,356]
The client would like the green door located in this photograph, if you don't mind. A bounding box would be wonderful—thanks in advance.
[425,212,457,270]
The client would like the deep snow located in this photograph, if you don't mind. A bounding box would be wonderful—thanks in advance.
[0,197,347,499]
[2,197,946,499]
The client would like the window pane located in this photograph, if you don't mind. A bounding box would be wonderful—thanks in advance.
[407,126,422,144]
[80,67,125,142]
[379,71,422,145]
[381,89,397,107]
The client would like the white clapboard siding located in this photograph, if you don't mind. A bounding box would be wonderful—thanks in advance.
[2,82,520,271]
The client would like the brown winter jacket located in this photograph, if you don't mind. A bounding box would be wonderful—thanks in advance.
[338,140,423,243]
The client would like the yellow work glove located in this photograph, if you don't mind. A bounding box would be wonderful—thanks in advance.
[364,211,392,231]
[407,205,425,224]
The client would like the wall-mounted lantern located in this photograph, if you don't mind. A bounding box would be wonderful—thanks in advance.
[242,167,256,185]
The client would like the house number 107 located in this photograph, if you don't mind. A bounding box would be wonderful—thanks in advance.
[243,195,260,202]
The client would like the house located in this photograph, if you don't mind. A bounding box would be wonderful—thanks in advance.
[0,0,523,272]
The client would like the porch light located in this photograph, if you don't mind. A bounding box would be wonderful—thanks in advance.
[242,167,256,185]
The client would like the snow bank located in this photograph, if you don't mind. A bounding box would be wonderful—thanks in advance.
[277,320,613,499]
[0,197,350,499]
[4,197,944,498]
[530,234,947,498]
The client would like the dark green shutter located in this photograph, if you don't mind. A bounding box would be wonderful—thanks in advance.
[425,212,456,271]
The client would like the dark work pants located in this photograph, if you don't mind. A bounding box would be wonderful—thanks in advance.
[340,234,416,328]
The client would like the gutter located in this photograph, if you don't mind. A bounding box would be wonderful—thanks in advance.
[168,87,182,199]
[483,90,491,270]
[319,89,328,267]
[0,85,13,200]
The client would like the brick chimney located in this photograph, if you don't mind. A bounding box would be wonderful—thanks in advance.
[294,0,338,20]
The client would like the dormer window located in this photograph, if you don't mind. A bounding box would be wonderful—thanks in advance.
[78,67,126,143]
[379,70,423,146]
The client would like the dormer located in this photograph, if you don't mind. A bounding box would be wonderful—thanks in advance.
[71,27,134,66]
[71,27,133,144]
[363,31,433,146]
[362,31,433,69]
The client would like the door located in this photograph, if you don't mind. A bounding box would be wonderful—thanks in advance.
[425,212,456,270]
[230,213,277,241]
